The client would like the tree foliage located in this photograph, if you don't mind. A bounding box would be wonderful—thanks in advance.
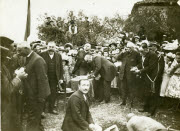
[123,4,180,42]
[37,11,125,46]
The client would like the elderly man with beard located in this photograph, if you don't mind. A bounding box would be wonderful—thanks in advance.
[40,41,64,114]
[117,42,141,107]
[17,41,50,131]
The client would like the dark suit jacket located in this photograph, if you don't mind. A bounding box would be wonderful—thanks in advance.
[117,50,141,80]
[157,54,165,79]
[93,56,116,81]
[62,90,94,131]
[24,52,50,101]
[139,51,159,80]
[40,51,63,81]
[73,50,91,76]
[1,63,23,131]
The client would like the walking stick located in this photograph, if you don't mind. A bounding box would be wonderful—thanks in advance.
[57,82,66,112]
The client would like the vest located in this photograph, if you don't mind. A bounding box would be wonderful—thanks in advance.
[47,55,57,81]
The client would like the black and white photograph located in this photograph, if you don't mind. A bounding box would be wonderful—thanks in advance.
[1,0,180,131]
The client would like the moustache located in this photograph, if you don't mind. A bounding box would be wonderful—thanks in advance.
[48,49,55,52]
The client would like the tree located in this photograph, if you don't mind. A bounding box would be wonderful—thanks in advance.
[123,1,180,42]
[37,11,125,46]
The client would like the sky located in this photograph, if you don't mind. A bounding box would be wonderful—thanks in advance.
[0,0,141,42]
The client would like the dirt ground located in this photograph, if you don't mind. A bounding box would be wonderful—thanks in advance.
[42,94,180,131]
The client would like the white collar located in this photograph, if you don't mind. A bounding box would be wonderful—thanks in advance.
[49,52,55,59]
[27,51,33,57]
[48,51,54,55]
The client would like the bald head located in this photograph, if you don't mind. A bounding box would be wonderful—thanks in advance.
[126,113,135,121]
[17,41,31,49]
[17,41,31,57]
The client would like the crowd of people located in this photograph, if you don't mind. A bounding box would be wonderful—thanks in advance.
[1,31,180,131]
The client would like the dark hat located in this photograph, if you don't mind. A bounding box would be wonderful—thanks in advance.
[33,43,41,49]
[141,42,148,49]
[78,46,83,50]
[90,49,95,52]
[176,52,180,56]
[103,47,109,52]
[0,36,14,48]
[109,43,117,47]
[134,35,140,39]
[64,43,73,49]
[0,36,14,60]
[150,42,160,48]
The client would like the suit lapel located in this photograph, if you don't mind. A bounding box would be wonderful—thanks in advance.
[55,52,59,80]
[76,90,89,106]
[25,52,35,73]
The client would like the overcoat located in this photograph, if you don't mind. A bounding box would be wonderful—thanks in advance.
[117,50,141,80]
[93,56,117,81]
[24,52,50,100]
[139,51,159,81]
[1,63,23,131]
[139,51,159,93]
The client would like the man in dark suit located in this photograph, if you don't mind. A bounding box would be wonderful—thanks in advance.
[117,42,141,107]
[85,54,117,103]
[62,79,95,131]
[149,42,165,95]
[40,41,64,114]
[135,43,159,116]
[17,41,50,131]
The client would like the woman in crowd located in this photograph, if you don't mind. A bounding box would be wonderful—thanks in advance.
[165,52,180,99]
[164,52,180,110]
[160,53,175,97]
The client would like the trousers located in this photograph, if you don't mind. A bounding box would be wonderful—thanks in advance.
[48,80,58,112]
[99,77,111,103]
[119,76,137,104]
[26,99,44,131]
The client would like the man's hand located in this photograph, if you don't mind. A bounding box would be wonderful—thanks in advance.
[88,74,95,79]
[89,123,102,131]
[15,68,28,80]
[58,79,63,84]
[95,74,101,80]
[134,69,140,73]
[89,124,95,130]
